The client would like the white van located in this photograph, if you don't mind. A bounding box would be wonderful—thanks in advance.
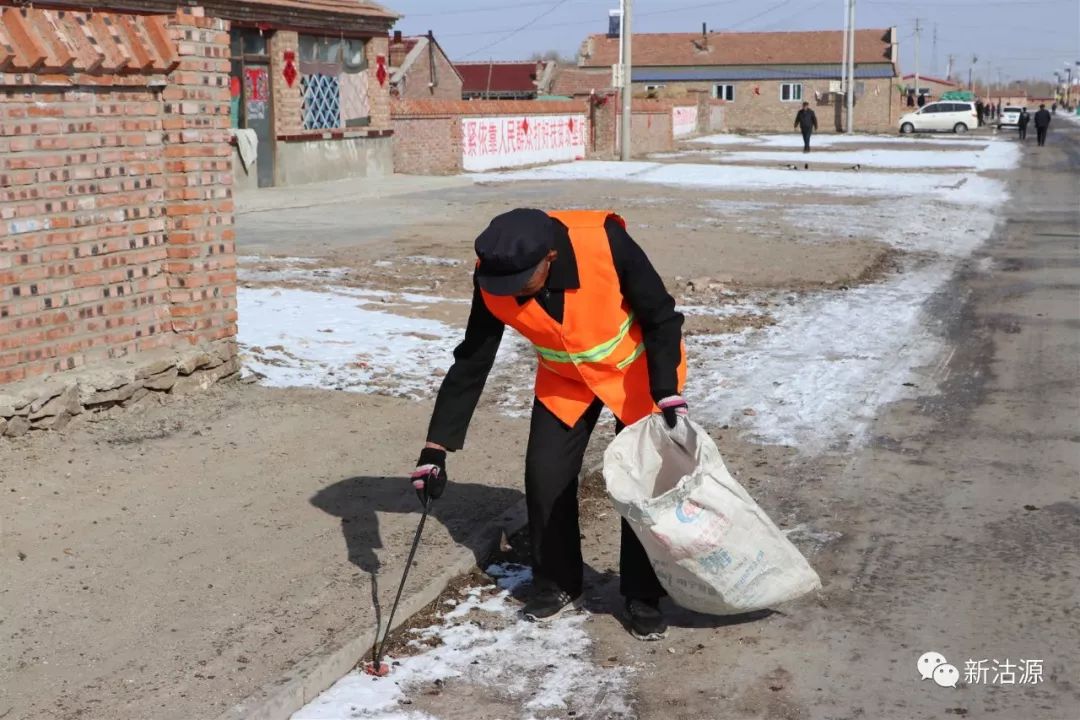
[898,101,979,134]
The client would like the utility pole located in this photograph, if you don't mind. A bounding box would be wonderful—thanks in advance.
[913,18,921,106]
[845,0,856,133]
[620,0,633,161]
[840,0,849,108]
[932,23,938,76]
[946,54,954,82]
[968,54,977,93]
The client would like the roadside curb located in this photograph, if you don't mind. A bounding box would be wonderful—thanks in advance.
[216,499,530,720]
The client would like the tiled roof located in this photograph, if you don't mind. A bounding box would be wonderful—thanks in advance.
[902,73,959,87]
[0,6,178,75]
[231,0,397,20]
[549,66,611,96]
[456,61,539,94]
[392,99,587,117]
[389,37,420,68]
[580,29,894,68]
[633,64,896,82]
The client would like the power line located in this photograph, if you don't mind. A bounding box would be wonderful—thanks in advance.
[724,0,797,31]
[402,1,567,18]
[457,0,574,57]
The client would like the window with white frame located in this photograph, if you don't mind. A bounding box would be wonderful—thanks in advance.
[781,83,803,102]
[712,83,734,101]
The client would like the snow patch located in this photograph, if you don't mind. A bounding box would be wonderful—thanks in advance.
[238,287,458,398]
[292,564,633,720]
[475,161,1007,206]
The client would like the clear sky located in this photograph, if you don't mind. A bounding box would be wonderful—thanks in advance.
[385,0,1080,85]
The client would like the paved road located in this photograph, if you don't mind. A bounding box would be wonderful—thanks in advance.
[604,113,1080,719]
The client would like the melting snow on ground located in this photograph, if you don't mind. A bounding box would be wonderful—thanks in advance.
[291,564,633,720]
[694,132,985,148]
[240,135,1012,452]
[698,144,1018,171]
[238,286,460,398]
[475,160,1009,206]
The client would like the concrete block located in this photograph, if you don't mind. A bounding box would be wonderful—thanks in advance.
[122,387,151,407]
[84,381,144,406]
[135,357,177,380]
[177,349,212,375]
[143,367,179,391]
[29,385,81,420]
[28,382,71,415]
[32,411,72,431]
[3,416,30,438]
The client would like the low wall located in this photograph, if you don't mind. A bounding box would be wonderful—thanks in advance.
[232,150,259,194]
[1,339,238,437]
[391,99,591,174]
[393,116,461,175]
[673,104,699,138]
[275,134,394,186]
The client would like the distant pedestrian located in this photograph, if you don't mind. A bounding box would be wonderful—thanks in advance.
[917,92,926,107]
[1017,108,1030,141]
[1034,104,1051,146]
[907,89,916,107]
[794,101,818,153]
[1051,103,1057,114]
[975,100,985,126]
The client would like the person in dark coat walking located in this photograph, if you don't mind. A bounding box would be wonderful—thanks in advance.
[1034,104,1052,146]
[975,100,985,127]
[1017,108,1030,141]
[794,101,818,153]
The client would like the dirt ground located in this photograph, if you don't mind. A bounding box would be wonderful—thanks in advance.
[6,124,1073,720]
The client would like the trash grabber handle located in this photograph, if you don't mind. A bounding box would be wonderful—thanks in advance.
[372,497,431,669]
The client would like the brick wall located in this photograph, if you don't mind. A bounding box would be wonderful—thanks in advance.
[645,77,897,133]
[0,6,236,387]
[391,39,463,101]
[592,97,676,158]
[162,8,237,346]
[392,116,460,174]
[269,30,303,138]
[391,99,591,174]
[366,35,391,131]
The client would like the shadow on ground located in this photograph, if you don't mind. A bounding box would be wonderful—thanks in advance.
[311,476,523,647]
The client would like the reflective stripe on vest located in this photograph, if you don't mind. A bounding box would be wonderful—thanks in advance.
[533,313,636,365]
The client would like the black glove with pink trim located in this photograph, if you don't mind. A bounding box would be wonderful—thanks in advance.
[656,395,689,429]
[411,447,447,507]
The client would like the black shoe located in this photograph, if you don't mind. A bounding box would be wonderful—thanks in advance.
[624,598,667,641]
[523,584,581,622]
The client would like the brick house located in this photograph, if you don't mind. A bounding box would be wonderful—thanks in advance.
[457,61,554,100]
[388,30,462,101]
[575,27,900,133]
[901,74,961,106]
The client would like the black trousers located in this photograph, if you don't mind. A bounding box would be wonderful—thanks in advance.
[1019,125,1027,140]
[801,127,812,151]
[524,397,665,601]
[1036,127,1048,146]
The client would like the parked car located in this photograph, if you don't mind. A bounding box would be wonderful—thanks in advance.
[997,106,1023,128]
[898,101,979,134]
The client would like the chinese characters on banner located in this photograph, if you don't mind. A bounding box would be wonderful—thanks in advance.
[461,115,588,172]
[672,106,698,138]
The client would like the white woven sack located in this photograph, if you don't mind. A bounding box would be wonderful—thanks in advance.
[603,415,821,615]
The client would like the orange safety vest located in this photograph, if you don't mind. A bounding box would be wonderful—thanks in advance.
[480,210,687,428]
